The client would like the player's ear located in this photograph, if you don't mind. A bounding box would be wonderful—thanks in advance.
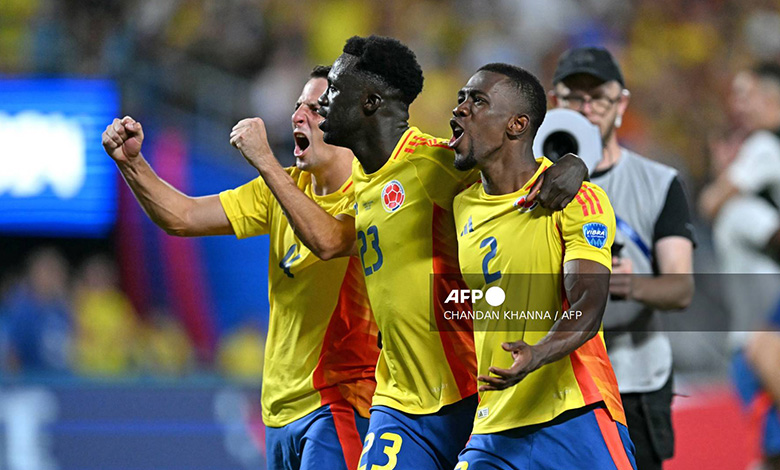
[507,114,530,138]
[363,93,383,115]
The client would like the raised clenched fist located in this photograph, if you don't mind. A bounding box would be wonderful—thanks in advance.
[102,116,144,163]
[230,118,275,171]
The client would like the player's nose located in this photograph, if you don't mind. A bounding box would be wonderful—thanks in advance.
[453,101,469,117]
[292,106,305,126]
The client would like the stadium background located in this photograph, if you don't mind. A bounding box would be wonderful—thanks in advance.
[1,0,779,468]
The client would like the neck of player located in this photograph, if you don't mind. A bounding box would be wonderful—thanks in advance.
[480,144,539,196]
[310,149,353,196]
[352,112,410,174]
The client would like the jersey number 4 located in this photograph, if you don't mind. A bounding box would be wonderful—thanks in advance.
[358,225,384,276]
[279,244,301,278]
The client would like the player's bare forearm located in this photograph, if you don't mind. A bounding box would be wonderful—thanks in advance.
[477,260,609,392]
[116,155,231,237]
[258,164,356,259]
[103,116,232,237]
[530,259,609,368]
[230,117,356,259]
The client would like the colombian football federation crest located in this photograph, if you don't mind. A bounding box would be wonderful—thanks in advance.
[382,180,405,212]
[513,195,538,213]
[583,222,608,248]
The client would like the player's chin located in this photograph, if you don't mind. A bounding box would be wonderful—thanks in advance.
[295,157,314,172]
[321,128,345,148]
[453,152,477,172]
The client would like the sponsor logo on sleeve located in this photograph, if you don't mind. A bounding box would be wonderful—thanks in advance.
[583,222,608,248]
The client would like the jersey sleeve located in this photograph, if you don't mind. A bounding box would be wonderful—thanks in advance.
[728,132,780,194]
[411,147,479,211]
[559,183,616,270]
[218,177,273,239]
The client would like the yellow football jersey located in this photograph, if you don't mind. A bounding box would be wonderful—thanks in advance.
[351,127,480,414]
[453,157,625,434]
[219,168,379,427]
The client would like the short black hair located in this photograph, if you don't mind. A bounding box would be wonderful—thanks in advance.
[310,65,331,79]
[477,63,547,136]
[753,61,780,88]
[342,35,424,105]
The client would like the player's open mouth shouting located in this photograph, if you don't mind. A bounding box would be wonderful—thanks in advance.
[293,130,310,158]
[449,117,465,150]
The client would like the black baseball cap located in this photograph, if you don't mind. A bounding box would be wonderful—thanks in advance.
[553,47,624,86]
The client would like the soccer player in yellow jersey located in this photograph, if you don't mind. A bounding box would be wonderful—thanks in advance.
[230,36,589,470]
[448,63,636,469]
[102,66,379,470]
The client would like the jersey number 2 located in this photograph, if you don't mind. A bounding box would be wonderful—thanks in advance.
[480,236,502,284]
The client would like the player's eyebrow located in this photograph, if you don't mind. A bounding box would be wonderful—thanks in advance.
[294,99,320,111]
[458,88,488,100]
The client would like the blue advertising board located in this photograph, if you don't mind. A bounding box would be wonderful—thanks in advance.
[0,79,119,237]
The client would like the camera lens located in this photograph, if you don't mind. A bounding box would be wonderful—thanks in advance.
[542,131,578,162]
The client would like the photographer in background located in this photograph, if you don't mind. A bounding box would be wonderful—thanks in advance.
[551,46,696,470]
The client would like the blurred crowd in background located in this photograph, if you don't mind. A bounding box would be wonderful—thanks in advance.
[1,0,780,379]
[3,0,780,172]
[0,247,267,381]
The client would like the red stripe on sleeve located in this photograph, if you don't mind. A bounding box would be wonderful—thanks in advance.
[574,194,590,216]
[586,186,604,214]
[579,189,597,215]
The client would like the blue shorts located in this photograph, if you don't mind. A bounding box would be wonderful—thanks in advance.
[457,405,637,470]
[358,394,477,470]
[266,401,369,470]
[732,350,780,457]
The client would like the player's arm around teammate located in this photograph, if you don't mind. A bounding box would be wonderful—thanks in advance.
[102,116,233,236]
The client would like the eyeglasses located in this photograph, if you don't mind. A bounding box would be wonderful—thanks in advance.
[556,92,622,113]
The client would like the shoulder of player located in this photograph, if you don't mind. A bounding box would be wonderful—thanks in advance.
[403,137,459,180]
[563,182,614,219]
[405,132,454,161]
